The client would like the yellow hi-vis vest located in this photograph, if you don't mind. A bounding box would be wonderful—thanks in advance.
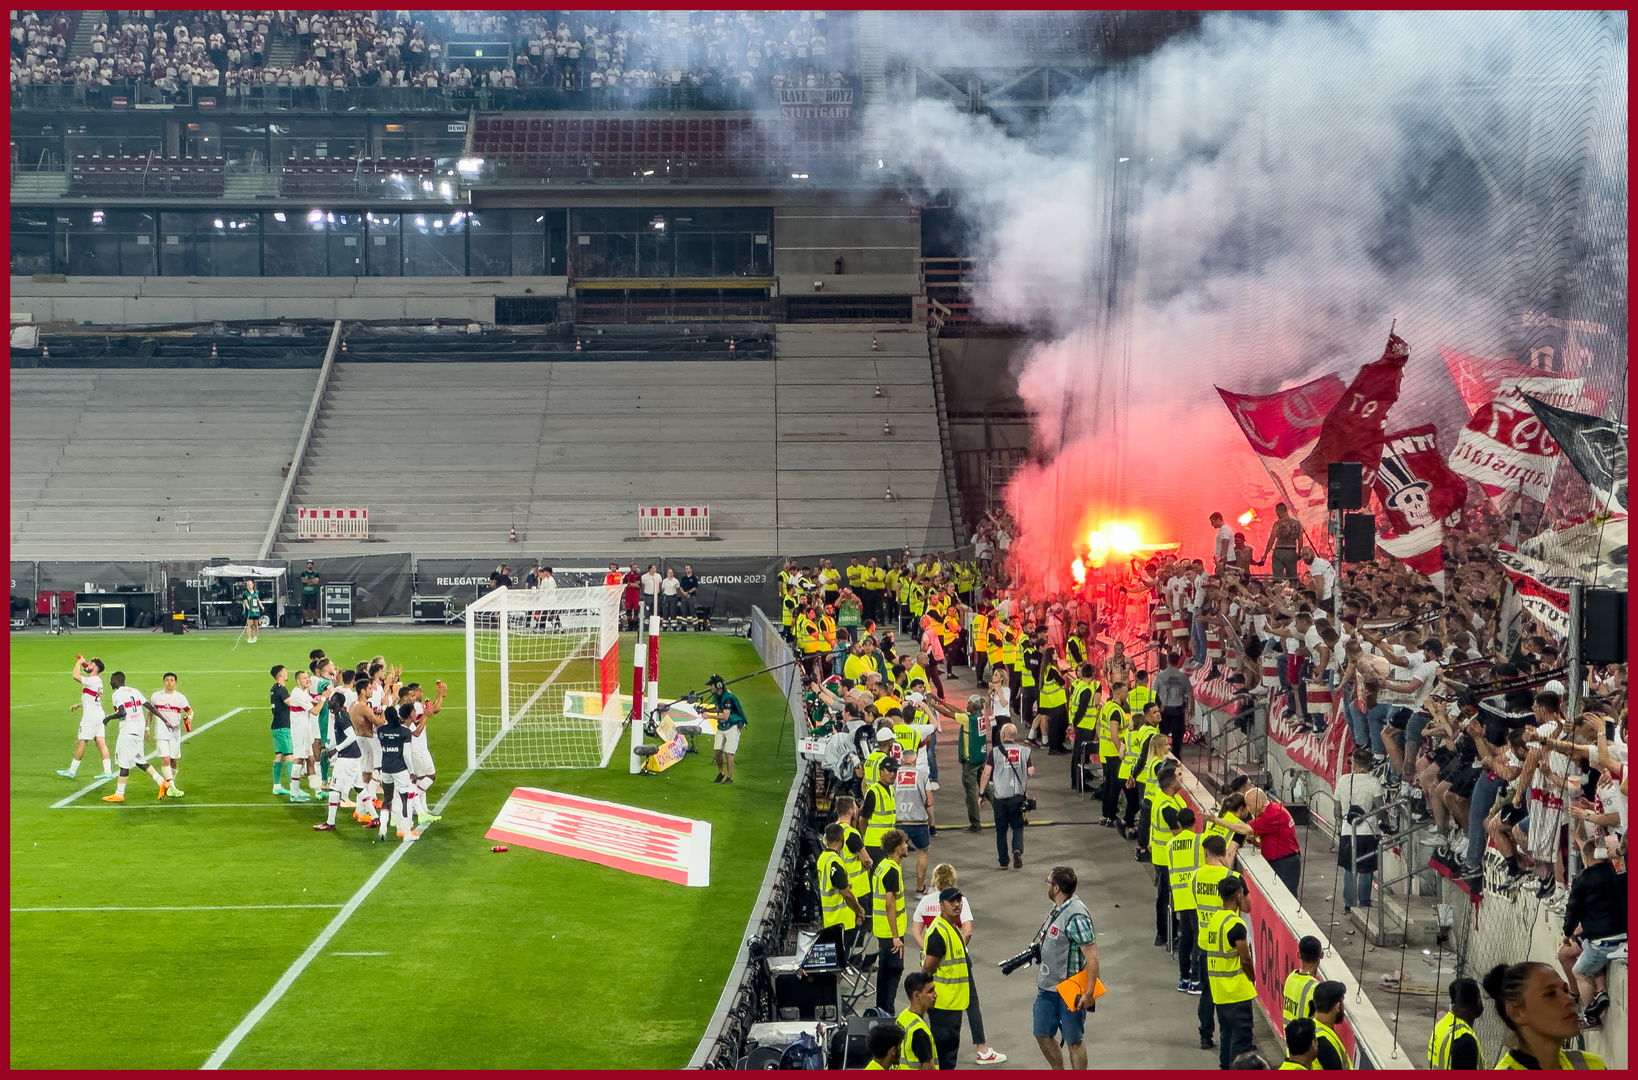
[1018,644,1037,688]
[971,613,989,653]
[782,595,796,627]
[1495,1048,1602,1070]
[1278,1060,1318,1070]
[871,858,908,939]
[892,722,922,756]
[925,916,970,1010]
[822,615,837,649]
[1150,789,1185,865]
[847,563,865,589]
[1070,679,1100,730]
[1426,1011,1485,1070]
[1283,970,1318,1024]
[817,849,857,929]
[863,781,896,846]
[896,1008,933,1069]
[864,750,888,788]
[1037,666,1067,709]
[1065,635,1088,667]
[864,566,886,592]
[1120,723,1160,779]
[1193,863,1236,937]
[820,568,840,593]
[1169,830,1203,911]
[991,627,1014,664]
[1127,685,1154,714]
[838,823,869,898]
[1314,1021,1349,1069]
[1202,908,1255,1003]
[1205,811,1241,845]
[798,615,826,654]
[1097,701,1127,757]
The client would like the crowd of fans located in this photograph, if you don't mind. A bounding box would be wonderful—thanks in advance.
[782,493,1624,1060]
[11,9,851,99]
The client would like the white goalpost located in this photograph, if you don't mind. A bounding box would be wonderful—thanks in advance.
[465,585,623,769]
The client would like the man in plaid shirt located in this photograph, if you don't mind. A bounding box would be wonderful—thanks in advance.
[1035,865,1100,1069]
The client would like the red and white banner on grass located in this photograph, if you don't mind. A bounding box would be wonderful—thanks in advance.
[1440,346,1585,508]
[486,788,712,887]
[1217,374,1347,548]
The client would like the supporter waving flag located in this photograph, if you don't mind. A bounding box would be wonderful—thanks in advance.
[1299,330,1409,487]
[1370,424,1469,593]
[1216,373,1346,548]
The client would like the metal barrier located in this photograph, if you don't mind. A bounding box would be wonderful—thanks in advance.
[638,505,711,538]
[295,507,370,540]
[687,606,813,1069]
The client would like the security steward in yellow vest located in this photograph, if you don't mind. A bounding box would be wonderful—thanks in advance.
[1309,981,1350,1070]
[782,592,797,639]
[1036,653,1070,756]
[1194,833,1242,1050]
[1425,978,1485,1070]
[1096,689,1128,826]
[1281,1017,1322,1070]
[871,829,911,1012]
[1203,876,1257,1070]
[1169,806,1204,992]
[834,797,874,905]
[895,972,938,1071]
[1127,671,1155,716]
[861,738,899,860]
[862,560,887,626]
[1067,664,1101,792]
[818,822,866,958]
[1017,633,1042,732]
[917,887,971,1071]
[1119,700,1162,837]
[969,608,990,682]
[1146,767,1188,947]
[1283,936,1323,1024]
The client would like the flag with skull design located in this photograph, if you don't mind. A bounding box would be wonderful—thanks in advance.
[1370,424,1470,591]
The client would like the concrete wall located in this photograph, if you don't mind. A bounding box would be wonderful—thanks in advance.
[773,194,921,297]
[9,275,569,326]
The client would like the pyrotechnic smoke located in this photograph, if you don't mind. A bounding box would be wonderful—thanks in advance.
[876,11,1626,586]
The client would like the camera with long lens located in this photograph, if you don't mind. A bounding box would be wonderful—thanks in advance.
[997,941,1041,975]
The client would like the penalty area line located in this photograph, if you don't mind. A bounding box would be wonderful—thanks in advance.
[12,904,345,913]
[50,707,246,809]
[200,765,477,1070]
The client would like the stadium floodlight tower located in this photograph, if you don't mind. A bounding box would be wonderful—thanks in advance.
[464,584,623,769]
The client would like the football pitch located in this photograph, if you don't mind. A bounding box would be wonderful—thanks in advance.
[10,627,794,1070]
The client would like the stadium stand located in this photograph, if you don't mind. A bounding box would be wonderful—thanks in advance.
[69,155,225,197]
[10,366,320,559]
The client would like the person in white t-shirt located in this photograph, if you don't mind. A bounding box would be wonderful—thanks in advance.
[1210,512,1235,575]
[101,671,169,802]
[911,862,1007,1065]
[1301,549,1335,604]
[60,655,114,780]
[285,670,321,802]
[145,672,192,797]
[1332,747,1383,911]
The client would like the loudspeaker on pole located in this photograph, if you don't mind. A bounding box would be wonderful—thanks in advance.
[1328,462,1364,510]
[1341,512,1376,562]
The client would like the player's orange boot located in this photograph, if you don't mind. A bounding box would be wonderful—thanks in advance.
[157,780,170,800]
[102,793,124,802]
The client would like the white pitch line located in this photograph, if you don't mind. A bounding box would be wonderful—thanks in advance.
[201,765,477,1070]
[331,951,388,956]
[50,707,246,809]
[12,904,345,913]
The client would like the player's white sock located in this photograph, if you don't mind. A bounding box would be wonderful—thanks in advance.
[309,769,324,794]
[291,761,305,782]
[161,764,174,781]
[115,779,127,796]
[101,757,112,775]
[326,790,340,826]
[66,758,81,777]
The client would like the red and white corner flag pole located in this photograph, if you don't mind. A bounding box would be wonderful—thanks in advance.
[629,588,647,774]
[646,590,661,724]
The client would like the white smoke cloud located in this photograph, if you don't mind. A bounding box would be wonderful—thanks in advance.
[875,10,1627,567]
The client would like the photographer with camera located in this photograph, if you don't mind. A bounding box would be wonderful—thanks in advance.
[1024,865,1099,1070]
[978,722,1035,870]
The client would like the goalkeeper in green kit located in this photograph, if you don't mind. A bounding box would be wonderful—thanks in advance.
[705,674,747,785]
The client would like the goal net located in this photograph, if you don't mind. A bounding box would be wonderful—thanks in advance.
[465,585,623,769]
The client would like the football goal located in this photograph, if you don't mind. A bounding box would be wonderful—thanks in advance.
[465,585,623,769]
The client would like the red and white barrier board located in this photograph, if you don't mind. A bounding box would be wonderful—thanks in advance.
[485,787,712,887]
[638,504,711,537]
[296,506,370,540]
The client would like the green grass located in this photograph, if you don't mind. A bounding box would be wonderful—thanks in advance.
[10,628,794,1069]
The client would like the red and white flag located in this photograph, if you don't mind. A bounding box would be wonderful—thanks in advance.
[1440,347,1585,509]
[1299,332,1409,488]
[1370,424,1469,593]
[1217,373,1347,548]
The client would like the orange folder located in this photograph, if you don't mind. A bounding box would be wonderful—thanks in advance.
[1056,970,1108,1009]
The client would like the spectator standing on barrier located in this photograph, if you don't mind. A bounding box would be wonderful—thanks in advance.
[918,886,971,1070]
[1204,875,1257,1070]
[1154,652,1194,758]
[978,723,1033,870]
[911,865,1006,1066]
[1032,865,1098,1070]
[300,561,321,626]
[895,972,938,1070]
[1310,981,1348,1069]
[1426,977,1485,1070]
[1557,838,1624,1030]
[1483,961,1607,1070]
[872,828,910,1012]
[1282,1018,1320,1070]
[1262,503,1304,582]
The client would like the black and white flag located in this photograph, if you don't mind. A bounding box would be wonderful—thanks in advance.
[1523,394,1628,513]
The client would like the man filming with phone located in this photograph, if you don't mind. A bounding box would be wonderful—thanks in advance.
[1033,866,1099,1070]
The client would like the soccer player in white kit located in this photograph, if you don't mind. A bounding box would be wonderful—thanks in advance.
[284,670,319,803]
[401,680,446,827]
[60,655,114,780]
[101,671,170,801]
[144,672,191,797]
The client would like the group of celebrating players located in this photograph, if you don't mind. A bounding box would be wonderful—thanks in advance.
[62,649,448,843]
